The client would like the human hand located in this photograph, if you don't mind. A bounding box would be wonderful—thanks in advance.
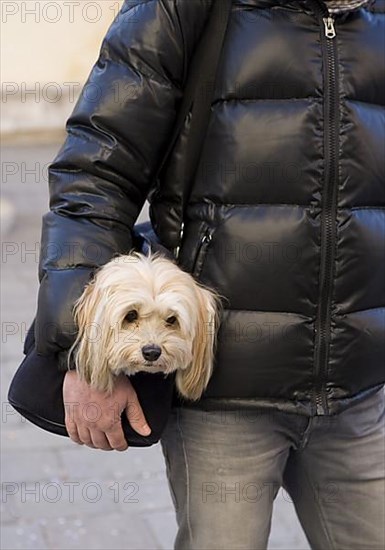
[63,370,151,451]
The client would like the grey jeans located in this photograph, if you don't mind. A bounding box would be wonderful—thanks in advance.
[160,388,385,550]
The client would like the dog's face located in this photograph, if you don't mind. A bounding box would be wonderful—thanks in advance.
[69,251,222,401]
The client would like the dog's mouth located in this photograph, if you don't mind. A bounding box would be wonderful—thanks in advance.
[122,354,176,374]
[128,359,165,371]
[122,360,178,379]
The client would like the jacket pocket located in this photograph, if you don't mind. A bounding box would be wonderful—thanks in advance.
[191,224,215,278]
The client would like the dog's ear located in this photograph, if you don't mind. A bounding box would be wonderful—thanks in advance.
[176,283,221,401]
[68,277,115,393]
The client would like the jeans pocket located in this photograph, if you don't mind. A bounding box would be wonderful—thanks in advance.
[338,388,385,436]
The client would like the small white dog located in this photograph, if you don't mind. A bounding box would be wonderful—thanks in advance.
[68,251,223,401]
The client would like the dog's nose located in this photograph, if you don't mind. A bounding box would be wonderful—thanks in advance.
[141,344,162,362]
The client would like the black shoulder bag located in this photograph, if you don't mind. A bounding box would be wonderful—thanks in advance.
[7,0,232,447]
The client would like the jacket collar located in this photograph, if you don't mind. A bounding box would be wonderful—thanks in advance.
[325,0,372,14]
[238,0,375,10]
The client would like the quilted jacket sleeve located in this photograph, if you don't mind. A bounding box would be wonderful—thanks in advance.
[35,0,212,358]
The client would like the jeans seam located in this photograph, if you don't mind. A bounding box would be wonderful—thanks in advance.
[161,443,179,514]
[299,456,337,550]
[176,407,194,546]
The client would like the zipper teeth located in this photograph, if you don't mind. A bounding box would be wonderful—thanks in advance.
[313,12,339,415]
[192,227,213,275]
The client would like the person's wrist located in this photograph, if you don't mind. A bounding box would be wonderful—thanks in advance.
[114,372,132,389]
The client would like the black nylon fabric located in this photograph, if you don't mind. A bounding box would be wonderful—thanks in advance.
[36,0,385,416]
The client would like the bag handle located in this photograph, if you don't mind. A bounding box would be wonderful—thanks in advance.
[150,0,233,259]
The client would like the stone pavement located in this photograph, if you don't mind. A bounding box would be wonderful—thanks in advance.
[1,142,310,549]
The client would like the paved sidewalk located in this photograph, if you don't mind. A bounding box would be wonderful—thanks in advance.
[1,143,310,549]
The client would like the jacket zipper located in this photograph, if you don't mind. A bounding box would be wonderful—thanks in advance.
[309,0,339,415]
[192,225,214,277]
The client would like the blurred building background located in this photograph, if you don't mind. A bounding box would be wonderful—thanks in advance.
[2,0,123,140]
[1,2,310,549]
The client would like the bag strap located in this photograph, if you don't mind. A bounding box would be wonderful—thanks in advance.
[151,0,233,258]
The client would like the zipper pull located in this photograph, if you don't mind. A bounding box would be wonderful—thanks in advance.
[316,399,326,415]
[201,228,213,245]
[323,16,336,38]
[174,221,185,260]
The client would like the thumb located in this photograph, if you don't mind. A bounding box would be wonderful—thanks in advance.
[124,388,151,436]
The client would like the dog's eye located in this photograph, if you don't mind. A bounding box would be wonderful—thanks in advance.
[166,315,177,325]
[125,310,138,323]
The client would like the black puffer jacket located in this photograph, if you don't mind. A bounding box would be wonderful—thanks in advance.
[36,0,385,416]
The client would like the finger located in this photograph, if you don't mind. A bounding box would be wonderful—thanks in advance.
[125,391,151,436]
[89,429,114,451]
[105,424,129,452]
[77,426,96,448]
[65,416,84,445]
